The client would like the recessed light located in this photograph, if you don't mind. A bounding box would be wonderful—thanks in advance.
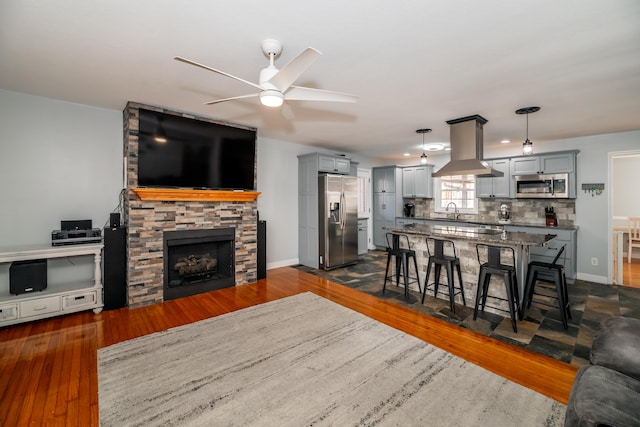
[403,152,411,157]
[501,139,511,144]
[424,143,445,151]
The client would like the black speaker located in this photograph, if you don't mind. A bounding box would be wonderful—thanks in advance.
[109,213,121,228]
[103,226,127,310]
[10,259,47,295]
[257,220,266,280]
[61,219,92,231]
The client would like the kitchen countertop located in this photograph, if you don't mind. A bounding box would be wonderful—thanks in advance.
[398,216,578,231]
[386,223,556,247]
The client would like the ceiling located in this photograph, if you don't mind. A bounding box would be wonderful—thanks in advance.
[1,1,639,162]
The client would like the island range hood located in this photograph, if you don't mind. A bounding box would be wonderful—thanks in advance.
[432,115,503,178]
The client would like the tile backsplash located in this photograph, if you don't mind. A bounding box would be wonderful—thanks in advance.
[407,198,575,226]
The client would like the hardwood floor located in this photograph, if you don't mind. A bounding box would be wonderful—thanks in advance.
[0,267,578,426]
[623,258,640,288]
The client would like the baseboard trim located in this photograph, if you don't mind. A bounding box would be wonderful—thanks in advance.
[576,272,609,284]
[267,258,299,270]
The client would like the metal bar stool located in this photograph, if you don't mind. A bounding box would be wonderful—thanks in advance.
[383,232,421,299]
[421,238,466,313]
[474,244,520,333]
[520,244,571,329]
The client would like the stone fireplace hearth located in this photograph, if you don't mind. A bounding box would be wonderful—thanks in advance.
[123,102,259,308]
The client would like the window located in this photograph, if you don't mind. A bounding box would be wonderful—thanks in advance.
[434,175,478,214]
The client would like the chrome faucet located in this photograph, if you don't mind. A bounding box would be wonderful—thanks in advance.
[445,202,460,220]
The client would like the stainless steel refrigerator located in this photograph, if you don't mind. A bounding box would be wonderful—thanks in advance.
[318,174,359,270]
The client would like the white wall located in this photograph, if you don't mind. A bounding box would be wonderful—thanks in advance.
[256,137,375,268]
[0,89,377,272]
[3,89,637,283]
[483,131,640,283]
[256,137,304,268]
[0,89,123,245]
[545,132,640,283]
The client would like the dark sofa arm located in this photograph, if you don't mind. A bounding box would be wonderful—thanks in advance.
[590,316,640,382]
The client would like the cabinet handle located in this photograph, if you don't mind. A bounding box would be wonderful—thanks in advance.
[74,296,85,300]
[33,305,48,311]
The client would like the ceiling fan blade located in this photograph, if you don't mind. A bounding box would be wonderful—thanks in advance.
[266,47,321,92]
[174,56,263,91]
[203,93,260,105]
[284,86,358,103]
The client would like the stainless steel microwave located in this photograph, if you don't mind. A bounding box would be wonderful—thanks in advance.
[514,173,569,198]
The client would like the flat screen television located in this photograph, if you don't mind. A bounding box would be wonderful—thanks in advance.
[137,108,256,190]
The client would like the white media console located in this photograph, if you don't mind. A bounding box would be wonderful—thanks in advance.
[0,243,103,327]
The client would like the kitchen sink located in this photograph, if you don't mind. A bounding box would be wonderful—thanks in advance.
[431,225,504,235]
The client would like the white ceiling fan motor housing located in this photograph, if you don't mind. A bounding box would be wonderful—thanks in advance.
[261,39,282,58]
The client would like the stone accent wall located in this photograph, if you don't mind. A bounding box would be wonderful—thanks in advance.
[123,102,258,308]
[410,197,575,226]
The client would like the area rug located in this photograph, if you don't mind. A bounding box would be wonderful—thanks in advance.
[98,292,566,426]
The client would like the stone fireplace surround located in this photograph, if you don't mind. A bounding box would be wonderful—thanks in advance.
[123,102,259,308]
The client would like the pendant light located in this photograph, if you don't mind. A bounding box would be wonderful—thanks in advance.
[416,128,432,164]
[515,106,540,155]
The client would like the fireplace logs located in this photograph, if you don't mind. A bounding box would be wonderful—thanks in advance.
[174,254,218,279]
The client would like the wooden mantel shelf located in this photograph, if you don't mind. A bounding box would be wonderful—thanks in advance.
[132,188,261,202]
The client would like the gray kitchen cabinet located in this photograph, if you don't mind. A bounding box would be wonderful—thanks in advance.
[297,154,321,268]
[373,192,399,248]
[372,167,402,248]
[505,225,577,283]
[298,152,356,268]
[357,219,368,255]
[510,151,576,175]
[318,154,351,174]
[510,156,539,176]
[401,165,434,198]
[476,158,511,198]
[373,166,400,193]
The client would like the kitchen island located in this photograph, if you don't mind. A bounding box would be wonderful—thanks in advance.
[384,223,556,316]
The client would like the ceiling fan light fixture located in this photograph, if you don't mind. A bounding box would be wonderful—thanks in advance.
[259,90,284,107]
[515,106,540,156]
[416,128,432,165]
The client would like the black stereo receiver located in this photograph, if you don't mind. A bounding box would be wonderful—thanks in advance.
[51,228,102,246]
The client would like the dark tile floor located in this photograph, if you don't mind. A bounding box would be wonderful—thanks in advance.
[294,250,640,367]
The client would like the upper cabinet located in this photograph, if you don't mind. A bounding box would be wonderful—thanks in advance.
[510,151,576,175]
[373,166,401,193]
[476,159,511,198]
[372,166,403,248]
[318,154,351,174]
[401,165,434,198]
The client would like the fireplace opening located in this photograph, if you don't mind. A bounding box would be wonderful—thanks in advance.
[163,228,235,301]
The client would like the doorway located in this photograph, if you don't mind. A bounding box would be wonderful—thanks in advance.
[609,151,640,287]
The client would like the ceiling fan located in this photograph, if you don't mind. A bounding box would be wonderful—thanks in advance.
[174,39,358,108]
